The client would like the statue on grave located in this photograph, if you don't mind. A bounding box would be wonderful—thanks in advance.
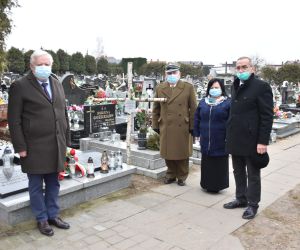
[280,81,288,105]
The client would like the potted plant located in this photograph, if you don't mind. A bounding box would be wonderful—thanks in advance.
[136,109,148,149]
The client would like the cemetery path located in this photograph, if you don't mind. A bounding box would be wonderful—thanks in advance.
[0,134,300,249]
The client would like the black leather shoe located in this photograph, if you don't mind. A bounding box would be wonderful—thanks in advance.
[164,178,176,184]
[37,221,54,236]
[242,206,258,220]
[223,200,248,209]
[48,217,70,229]
[177,180,185,186]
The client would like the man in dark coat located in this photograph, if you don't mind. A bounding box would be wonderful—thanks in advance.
[8,50,70,236]
[152,63,197,186]
[224,56,273,219]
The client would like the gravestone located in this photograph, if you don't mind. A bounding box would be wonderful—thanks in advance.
[0,165,28,198]
[83,104,116,135]
[0,144,27,198]
[272,118,300,138]
[62,74,96,105]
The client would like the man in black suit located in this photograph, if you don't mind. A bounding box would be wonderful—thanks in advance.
[8,50,70,236]
[224,56,273,219]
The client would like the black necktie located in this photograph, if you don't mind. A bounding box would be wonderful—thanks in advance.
[41,82,51,101]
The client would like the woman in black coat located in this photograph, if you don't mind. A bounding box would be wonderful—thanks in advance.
[194,79,231,193]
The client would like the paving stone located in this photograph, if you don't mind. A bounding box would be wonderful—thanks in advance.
[125,192,171,209]
[83,235,102,245]
[111,224,129,233]
[129,233,150,244]
[87,240,111,250]
[96,228,117,239]
[105,234,125,245]
[113,238,138,249]
[71,240,90,249]
[118,229,137,238]
[177,188,229,207]
[93,224,107,232]
[137,237,163,249]
[66,231,87,241]
[209,235,244,250]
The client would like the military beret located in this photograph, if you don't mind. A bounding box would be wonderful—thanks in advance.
[165,63,180,73]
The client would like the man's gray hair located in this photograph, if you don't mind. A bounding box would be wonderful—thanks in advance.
[237,56,253,66]
[30,49,53,65]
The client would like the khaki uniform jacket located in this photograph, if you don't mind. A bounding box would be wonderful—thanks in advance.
[152,80,197,160]
[8,72,70,174]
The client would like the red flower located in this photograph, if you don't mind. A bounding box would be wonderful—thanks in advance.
[70,148,76,156]
[96,91,106,98]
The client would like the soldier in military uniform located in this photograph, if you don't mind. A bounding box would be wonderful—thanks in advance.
[152,63,197,186]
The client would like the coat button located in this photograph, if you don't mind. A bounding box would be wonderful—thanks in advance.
[179,124,181,127]
[56,131,59,135]
[179,114,182,116]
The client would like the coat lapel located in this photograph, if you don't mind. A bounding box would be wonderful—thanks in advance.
[160,82,172,100]
[168,81,184,103]
[27,72,53,103]
[49,76,58,104]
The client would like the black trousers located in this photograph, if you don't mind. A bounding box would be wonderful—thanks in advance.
[232,155,261,207]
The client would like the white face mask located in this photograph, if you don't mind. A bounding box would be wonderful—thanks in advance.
[167,75,179,84]
[34,65,52,80]
[209,88,222,97]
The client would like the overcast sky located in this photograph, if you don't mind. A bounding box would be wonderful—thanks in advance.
[6,0,300,65]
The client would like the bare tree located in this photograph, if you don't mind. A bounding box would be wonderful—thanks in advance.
[93,37,105,60]
[251,55,266,75]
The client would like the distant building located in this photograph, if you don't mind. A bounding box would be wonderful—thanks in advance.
[178,61,203,66]
[266,63,283,70]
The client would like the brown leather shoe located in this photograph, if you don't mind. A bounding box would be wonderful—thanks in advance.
[37,220,54,236]
[48,217,70,229]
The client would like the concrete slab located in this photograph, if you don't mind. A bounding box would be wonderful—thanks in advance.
[177,188,230,207]
[209,235,244,250]
[0,164,136,225]
[124,192,172,209]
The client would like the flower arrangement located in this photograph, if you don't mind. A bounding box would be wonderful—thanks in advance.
[133,83,143,98]
[59,148,86,180]
[68,105,83,112]
[273,106,293,119]
[95,88,107,98]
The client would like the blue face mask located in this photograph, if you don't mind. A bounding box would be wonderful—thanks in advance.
[34,65,52,80]
[236,72,251,81]
[209,88,222,97]
[167,75,179,85]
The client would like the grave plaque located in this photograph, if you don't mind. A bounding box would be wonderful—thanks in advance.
[84,104,116,134]
[0,165,28,198]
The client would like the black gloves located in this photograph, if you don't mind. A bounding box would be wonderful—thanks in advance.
[153,128,160,134]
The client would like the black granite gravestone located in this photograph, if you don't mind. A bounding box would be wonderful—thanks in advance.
[83,104,116,135]
[62,74,97,105]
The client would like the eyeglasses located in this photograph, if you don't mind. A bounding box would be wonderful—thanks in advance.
[236,65,250,70]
